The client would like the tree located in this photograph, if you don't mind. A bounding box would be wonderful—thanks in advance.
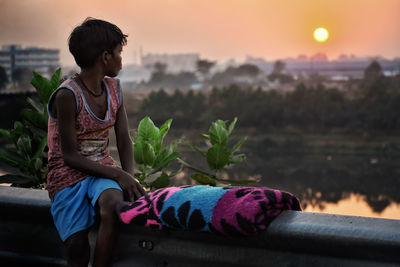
[196,59,216,77]
[307,72,328,87]
[236,64,260,77]
[140,89,172,125]
[147,62,168,86]
[364,60,383,81]
[154,62,167,74]
[361,60,388,101]
[0,66,8,89]
[272,60,285,75]
[268,60,294,84]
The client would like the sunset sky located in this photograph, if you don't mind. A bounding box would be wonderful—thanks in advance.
[0,0,399,66]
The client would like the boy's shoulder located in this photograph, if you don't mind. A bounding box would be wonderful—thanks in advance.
[59,76,75,87]
[104,76,120,88]
[104,76,122,98]
[56,76,79,92]
[57,76,119,89]
[55,75,121,98]
[103,77,122,108]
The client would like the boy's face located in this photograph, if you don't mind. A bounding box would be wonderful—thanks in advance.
[105,44,123,77]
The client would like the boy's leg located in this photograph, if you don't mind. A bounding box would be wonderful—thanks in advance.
[93,188,124,267]
[64,230,90,267]
[51,180,98,267]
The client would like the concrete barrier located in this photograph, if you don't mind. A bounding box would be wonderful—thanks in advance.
[0,186,399,266]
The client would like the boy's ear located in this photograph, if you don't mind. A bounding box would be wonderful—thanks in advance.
[101,51,112,65]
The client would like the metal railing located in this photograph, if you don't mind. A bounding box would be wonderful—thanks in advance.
[0,186,399,266]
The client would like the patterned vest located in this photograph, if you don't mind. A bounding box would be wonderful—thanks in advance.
[47,76,122,199]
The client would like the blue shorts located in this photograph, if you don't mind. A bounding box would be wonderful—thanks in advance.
[51,176,122,242]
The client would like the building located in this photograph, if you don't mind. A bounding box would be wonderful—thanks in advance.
[0,44,60,81]
[141,53,200,73]
[245,54,400,80]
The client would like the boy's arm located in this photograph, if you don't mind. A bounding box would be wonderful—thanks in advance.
[55,89,145,201]
[114,99,134,175]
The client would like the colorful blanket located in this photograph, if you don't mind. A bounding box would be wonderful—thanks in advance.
[118,185,301,236]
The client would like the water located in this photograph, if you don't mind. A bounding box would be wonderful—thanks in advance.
[165,132,400,220]
[304,193,400,219]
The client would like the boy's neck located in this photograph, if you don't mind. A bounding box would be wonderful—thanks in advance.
[79,68,105,91]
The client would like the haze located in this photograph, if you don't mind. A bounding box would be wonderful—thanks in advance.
[0,0,399,66]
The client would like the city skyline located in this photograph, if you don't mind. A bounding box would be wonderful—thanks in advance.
[0,0,399,66]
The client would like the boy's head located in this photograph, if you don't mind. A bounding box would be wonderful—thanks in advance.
[68,18,127,73]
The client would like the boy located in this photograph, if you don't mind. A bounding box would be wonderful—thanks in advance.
[47,18,145,267]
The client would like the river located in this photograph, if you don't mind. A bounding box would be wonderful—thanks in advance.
[138,131,400,220]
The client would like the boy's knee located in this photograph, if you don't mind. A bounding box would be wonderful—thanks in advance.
[98,189,123,221]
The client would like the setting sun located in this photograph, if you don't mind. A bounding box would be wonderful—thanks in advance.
[314,27,329,43]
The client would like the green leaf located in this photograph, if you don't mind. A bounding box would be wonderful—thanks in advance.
[20,108,47,131]
[231,137,247,154]
[30,157,43,172]
[31,71,52,104]
[154,119,172,154]
[137,116,159,142]
[0,149,21,168]
[151,172,170,188]
[209,120,228,145]
[142,142,156,166]
[0,174,33,184]
[27,97,44,113]
[206,144,229,170]
[227,117,237,136]
[216,120,227,129]
[12,121,30,143]
[214,176,258,185]
[134,141,145,164]
[50,68,62,91]
[153,148,170,168]
[186,140,206,157]
[191,173,216,186]
[0,129,12,142]
[16,135,32,156]
[158,119,172,140]
[228,154,245,164]
[22,120,47,140]
[14,121,23,130]
[135,140,158,168]
[138,165,148,173]
[34,135,47,159]
[200,134,210,141]
[152,151,179,174]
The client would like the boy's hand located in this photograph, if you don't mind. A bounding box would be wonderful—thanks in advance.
[117,170,146,202]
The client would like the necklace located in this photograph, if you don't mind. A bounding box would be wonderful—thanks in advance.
[77,74,105,97]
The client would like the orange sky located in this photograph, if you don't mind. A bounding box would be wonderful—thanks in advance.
[0,0,399,66]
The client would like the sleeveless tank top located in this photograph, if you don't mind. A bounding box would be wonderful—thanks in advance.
[47,76,122,200]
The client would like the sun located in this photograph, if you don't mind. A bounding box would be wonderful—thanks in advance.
[313,27,329,43]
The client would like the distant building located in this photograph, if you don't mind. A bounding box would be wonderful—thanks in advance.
[245,53,400,80]
[141,53,199,73]
[0,44,60,81]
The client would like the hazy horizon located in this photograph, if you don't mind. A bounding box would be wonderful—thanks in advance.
[1,0,399,66]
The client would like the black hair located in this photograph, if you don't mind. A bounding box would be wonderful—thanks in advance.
[68,18,128,68]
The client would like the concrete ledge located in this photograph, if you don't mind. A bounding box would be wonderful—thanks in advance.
[0,186,399,266]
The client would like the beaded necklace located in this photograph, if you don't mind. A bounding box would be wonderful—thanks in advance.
[77,74,105,97]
